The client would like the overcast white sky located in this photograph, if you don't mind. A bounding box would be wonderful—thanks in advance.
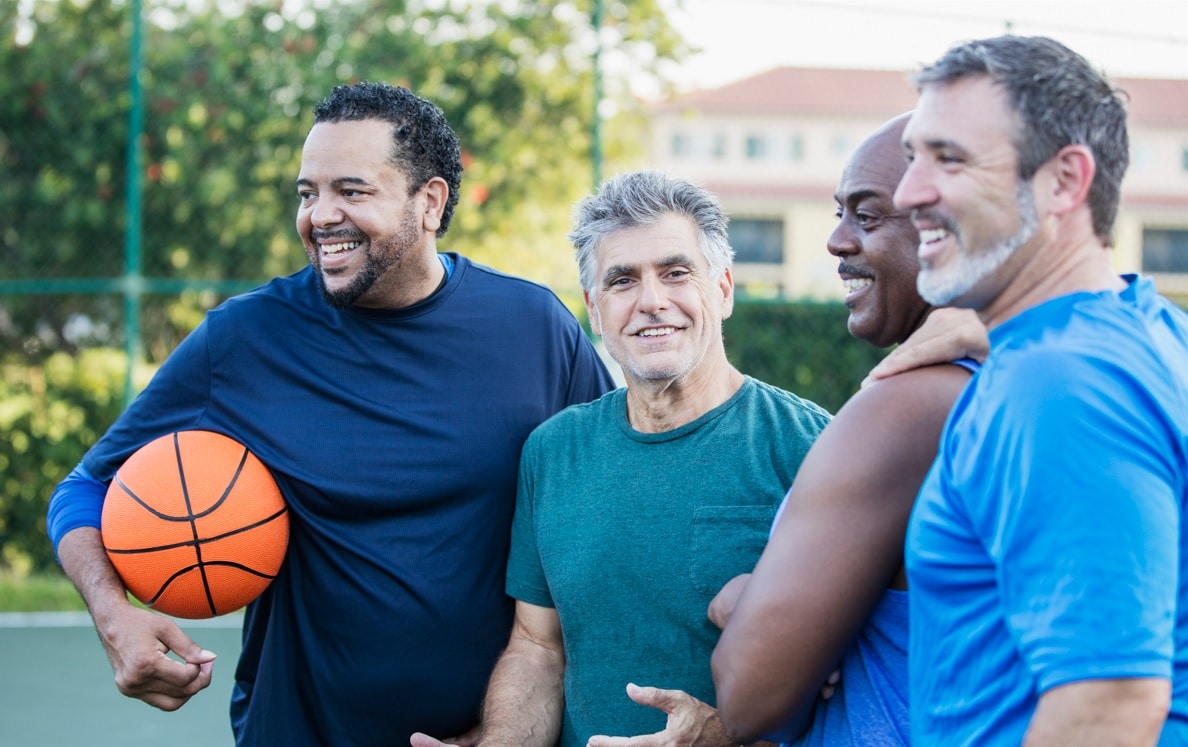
[656,0,1188,93]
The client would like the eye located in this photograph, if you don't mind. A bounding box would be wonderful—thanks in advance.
[855,212,878,228]
[665,268,690,281]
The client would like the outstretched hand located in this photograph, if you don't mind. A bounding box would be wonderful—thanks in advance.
[586,683,733,747]
[97,603,216,711]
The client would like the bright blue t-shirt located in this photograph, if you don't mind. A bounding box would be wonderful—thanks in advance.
[906,276,1188,744]
[47,255,614,746]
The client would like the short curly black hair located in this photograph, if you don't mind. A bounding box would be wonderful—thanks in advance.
[313,81,462,237]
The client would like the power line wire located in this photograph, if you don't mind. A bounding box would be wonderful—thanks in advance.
[722,0,1188,46]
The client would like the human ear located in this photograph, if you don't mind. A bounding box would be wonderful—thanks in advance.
[584,289,603,336]
[719,268,736,321]
[421,177,449,233]
[1046,144,1096,218]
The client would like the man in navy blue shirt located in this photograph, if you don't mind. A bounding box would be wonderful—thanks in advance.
[47,81,614,746]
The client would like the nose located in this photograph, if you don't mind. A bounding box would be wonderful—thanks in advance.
[309,195,344,229]
[893,158,938,213]
[827,214,859,258]
[636,273,669,314]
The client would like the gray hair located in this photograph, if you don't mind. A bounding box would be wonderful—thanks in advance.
[914,35,1129,246]
[570,170,734,294]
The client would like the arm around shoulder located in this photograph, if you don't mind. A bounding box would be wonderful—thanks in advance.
[713,365,971,743]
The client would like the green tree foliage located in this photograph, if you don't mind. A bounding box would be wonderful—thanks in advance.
[0,349,141,574]
[3,0,688,359]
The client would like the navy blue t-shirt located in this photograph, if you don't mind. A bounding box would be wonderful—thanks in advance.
[65,255,614,745]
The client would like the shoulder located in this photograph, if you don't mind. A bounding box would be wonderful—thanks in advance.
[836,363,972,435]
[745,377,833,426]
[209,268,321,321]
[457,256,570,308]
[526,389,623,444]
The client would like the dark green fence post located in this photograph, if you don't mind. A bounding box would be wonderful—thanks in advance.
[122,0,145,407]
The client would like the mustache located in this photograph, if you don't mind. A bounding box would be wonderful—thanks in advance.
[837,262,872,279]
[311,229,366,242]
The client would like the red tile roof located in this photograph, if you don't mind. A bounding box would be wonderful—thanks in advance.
[653,66,1188,125]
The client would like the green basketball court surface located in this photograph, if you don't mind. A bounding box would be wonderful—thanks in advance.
[0,612,243,747]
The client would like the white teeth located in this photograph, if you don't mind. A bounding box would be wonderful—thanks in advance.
[843,278,873,292]
[321,241,360,254]
[639,327,676,337]
[920,229,948,243]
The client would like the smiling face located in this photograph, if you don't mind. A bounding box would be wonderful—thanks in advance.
[829,116,930,348]
[584,212,734,388]
[894,75,1041,311]
[296,119,431,309]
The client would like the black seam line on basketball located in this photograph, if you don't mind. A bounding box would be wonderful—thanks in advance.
[106,507,290,554]
[147,562,280,610]
[113,446,252,523]
[172,433,217,615]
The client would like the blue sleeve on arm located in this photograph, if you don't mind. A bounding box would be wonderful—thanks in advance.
[46,462,108,560]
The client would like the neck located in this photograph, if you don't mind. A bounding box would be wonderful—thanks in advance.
[624,357,745,433]
[358,242,444,310]
[979,217,1123,329]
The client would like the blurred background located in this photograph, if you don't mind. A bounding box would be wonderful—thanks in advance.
[2,0,1186,599]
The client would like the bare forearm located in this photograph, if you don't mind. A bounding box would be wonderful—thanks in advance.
[479,638,566,747]
[1024,679,1170,747]
[57,527,134,621]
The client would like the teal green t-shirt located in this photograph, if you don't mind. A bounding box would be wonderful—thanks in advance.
[507,376,831,745]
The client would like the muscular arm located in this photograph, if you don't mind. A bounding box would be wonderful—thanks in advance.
[57,527,216,711]
[479,600,567,747]
[1024,679,1170,746]
[712,365,970,744]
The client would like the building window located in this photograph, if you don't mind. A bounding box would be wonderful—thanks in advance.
[788,135,804,161]
[745,135,769,160]
[695,132,726,159]
[671,131,726,159]
[730,218,784,264]
[671,132,690,157]
[1143,228,1188,273]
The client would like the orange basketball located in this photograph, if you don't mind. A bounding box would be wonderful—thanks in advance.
[101,430,289,619]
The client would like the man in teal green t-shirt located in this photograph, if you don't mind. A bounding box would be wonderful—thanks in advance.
[459,170,829,746]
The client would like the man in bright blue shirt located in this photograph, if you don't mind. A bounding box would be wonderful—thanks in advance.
[897,36,1188,745]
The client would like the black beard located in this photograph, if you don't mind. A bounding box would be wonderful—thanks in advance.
[317,261,381,309]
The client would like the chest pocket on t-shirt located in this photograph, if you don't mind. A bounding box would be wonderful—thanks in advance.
[689,505,778,595]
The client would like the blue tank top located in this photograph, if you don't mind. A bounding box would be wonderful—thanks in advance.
[790,590,909,747]
[780,357,980,747]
